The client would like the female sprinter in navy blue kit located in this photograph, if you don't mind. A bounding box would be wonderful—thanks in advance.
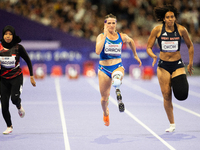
[146,5,194,132]
[95,14,142,126]
[0,25,36,134]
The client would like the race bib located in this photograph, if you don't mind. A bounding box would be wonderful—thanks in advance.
[161,41,178,52]
[104,43,122,55]
[0,56,16,68]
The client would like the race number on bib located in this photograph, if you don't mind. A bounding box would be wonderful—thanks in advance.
[0,56,16,68]
[104,43,122,55]
[161,41,178,52]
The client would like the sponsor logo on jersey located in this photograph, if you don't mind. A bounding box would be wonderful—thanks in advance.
[162,32,167,36]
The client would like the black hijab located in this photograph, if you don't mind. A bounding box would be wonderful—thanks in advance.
[0,25,21,49]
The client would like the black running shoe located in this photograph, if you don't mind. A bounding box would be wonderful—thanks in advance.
[118,102,125,112]
[116,89,125,112]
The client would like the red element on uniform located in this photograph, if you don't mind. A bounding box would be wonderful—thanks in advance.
[161,37,169,40]
[0,43,3,50]
[170,37,180,40]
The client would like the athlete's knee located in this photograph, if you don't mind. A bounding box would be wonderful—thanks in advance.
[112,71,123,89]
[162,92,172,101]
[11,94,21,105]
[171,74,189,101]
[101,96,109,102]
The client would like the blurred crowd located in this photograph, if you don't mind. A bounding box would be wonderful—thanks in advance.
[0,0,200,46]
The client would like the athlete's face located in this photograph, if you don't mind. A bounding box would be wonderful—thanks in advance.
[104,18,117,31]
[3,31,13,43]
[164,11,176,27]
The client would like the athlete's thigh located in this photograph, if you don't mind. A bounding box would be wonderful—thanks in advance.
[10,74,23,96]
[1,79,11,103]
[112,67,125,77]
[172,67,186,78]
[98,70,112,97]
[157,67,172,99]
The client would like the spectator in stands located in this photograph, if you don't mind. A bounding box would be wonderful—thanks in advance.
[0,0,199,44]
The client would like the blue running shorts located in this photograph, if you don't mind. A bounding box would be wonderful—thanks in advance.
[98,62,124,78]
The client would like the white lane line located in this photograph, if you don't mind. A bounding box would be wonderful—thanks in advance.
[188,79,200,87]
[189,90,200,98]
[123,79,200,117]
[87,79,176,150]
[55,78,71,150]
[152,77,200,98]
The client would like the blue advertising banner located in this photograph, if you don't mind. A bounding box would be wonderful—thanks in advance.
[20,47,160,75]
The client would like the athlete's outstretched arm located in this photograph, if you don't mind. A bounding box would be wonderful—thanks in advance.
[146,27,159,67]
[122,33,142,67]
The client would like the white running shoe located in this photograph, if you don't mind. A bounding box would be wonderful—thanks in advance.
[3,127,13,135]
[165,124,175,132]
[18,106,25,118]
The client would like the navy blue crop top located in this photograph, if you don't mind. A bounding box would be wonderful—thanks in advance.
[157,23,181,52]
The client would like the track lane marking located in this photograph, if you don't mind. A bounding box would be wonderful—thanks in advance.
[55,78,71,150]
[123,79,200,117]
[87,79,176,150]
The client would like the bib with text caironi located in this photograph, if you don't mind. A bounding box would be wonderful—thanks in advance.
[104,42,122,56]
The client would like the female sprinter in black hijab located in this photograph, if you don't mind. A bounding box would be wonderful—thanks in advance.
[0,25,36,134]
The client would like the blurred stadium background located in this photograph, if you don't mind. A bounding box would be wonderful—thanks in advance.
[0,0,200,78]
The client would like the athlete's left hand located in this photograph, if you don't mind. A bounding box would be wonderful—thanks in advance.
[187,64,194,76]
[152,55,157,67]
[30,76,36,87]
[134,55,142,67]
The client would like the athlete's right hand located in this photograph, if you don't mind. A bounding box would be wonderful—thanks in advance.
[103,23,108,37]
[30,76,36,87]
[152,55,157,67]
[187,64,194,76]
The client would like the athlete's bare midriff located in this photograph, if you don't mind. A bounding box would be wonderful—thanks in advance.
[99,58,122,66]
[159,51,181,62]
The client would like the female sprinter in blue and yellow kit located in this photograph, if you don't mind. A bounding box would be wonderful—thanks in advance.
[95,14,142,126]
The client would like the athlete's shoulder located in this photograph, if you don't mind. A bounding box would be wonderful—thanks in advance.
[150,24,162,38]
[118,32,131,43]
[176,24,187,32]
[176,23,188,36]
[17,44,25,49]
[97,33,104,37]
[152,24,162,32]
[96,33,105,40]
[118,32,126,37]
[118,32,125,39]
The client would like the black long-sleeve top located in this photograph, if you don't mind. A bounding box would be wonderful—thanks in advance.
[0,43,33,79]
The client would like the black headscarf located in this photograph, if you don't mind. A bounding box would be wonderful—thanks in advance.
[0,25,21,49]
